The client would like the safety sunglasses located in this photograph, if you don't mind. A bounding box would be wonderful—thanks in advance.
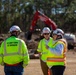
[43,33,50,35]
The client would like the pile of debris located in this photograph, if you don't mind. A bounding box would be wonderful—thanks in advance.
[26,40,38,50]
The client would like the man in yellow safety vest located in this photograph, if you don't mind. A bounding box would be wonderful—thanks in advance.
[0,25,29,75]
[37,27,53,75]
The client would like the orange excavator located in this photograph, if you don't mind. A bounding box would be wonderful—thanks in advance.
[25,10,57,40]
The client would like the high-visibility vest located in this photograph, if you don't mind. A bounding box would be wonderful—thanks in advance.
[0,36,29,67]
[46,39,67,67]
[37,37,53,62]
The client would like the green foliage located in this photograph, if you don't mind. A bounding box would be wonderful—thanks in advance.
[0,0,76,33]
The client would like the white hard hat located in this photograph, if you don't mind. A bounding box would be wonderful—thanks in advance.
[42,27,51,34]
[9,25,22,33]
[53,29,64,37]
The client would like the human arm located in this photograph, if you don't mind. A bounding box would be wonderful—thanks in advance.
[21,40,30,67]
[46,44,64,55]
[37,40,42,57]
[0,42,4,65]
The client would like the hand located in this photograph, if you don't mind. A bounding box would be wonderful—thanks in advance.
[23,64,28,68]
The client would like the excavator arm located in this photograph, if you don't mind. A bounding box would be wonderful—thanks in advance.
[25,10,57,40]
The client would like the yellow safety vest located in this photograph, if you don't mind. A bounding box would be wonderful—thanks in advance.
[37,37,53,62]
[46,39,67,67]
[0,36,29,67]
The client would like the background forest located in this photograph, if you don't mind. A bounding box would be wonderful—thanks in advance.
[0,0,76,33]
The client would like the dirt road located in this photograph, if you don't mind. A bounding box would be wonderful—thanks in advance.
[0,50,76,75]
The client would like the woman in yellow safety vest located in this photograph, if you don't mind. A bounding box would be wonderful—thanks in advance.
[0,25,29,75]
[46,29,67,75]
[37,27,53,75]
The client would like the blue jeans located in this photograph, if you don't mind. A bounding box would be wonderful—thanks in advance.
[4,64,24,75]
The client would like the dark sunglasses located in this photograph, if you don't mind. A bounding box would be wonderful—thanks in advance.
[44,33,50,35]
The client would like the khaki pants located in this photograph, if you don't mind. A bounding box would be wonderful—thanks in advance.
[40,60,52,75]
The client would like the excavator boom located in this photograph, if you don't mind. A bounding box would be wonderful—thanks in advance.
[26,10,57,40]
[30,11,57,31]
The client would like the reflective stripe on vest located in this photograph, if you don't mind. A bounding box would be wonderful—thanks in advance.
[47,57,65,62]
[59,39,67,53]
[4,40,27,56]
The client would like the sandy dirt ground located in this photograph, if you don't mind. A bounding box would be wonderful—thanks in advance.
[0,50,76,75]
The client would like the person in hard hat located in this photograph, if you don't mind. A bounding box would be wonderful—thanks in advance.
[46,29,67,75]
[37,27,53,75]
[0,25,29,75]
